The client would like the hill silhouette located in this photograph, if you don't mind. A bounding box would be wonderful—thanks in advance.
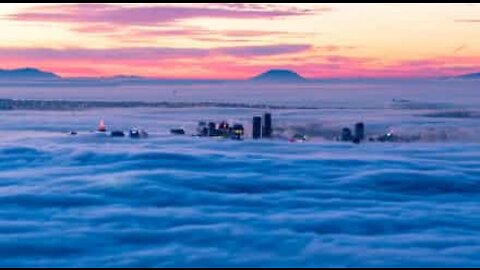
[251,69,307,82]
[0,68,59,80]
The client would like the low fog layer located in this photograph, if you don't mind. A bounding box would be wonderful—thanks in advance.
[0,80,479,267]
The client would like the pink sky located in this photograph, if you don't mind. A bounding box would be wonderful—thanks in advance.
[1,3,480,79]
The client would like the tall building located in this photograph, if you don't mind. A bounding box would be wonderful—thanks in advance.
[355,122,365,141]
[252,116,262,139]
[263,113,272,138]
[341,127,353,142]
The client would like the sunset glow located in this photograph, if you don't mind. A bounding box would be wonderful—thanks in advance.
[1,3,479,79]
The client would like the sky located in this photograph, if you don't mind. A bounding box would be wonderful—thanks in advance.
[0,3,479,79]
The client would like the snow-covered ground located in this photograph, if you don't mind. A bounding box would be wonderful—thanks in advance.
[0,80,479,267]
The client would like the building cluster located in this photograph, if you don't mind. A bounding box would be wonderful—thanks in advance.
[194,121,245,140]
[337,123,414,143]
[169,112,273,141]
[93,120,149,138]
[67,113,416,145]
[252,113,273,139]
[368,131,417,143]
[338,122,365,144]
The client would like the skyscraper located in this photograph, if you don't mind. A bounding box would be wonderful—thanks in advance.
[252,116,262,139]
[355,122,365,141]
[263,113,272,138]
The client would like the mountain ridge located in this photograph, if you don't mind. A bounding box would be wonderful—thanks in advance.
[0,68,60,80]
[456,72,480,80]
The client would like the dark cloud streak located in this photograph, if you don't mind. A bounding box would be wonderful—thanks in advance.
[0,44,312,61]
[10,4,323,26]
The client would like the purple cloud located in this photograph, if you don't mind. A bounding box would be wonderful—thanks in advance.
[455,19,480,23]
[0,44,312,61]
[218,44,311,57]
[0,47,209,61]
[71,24,307,45]
[216,30,292,37]
[10,4,320,26]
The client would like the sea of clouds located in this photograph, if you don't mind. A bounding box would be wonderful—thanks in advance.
[0,81,479,267]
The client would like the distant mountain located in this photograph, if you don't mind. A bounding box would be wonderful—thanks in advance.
[456,72,480,80]
[0,68,60,80]
[251,69,307,83]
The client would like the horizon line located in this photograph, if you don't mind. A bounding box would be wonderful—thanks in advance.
[1,67,476,81]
